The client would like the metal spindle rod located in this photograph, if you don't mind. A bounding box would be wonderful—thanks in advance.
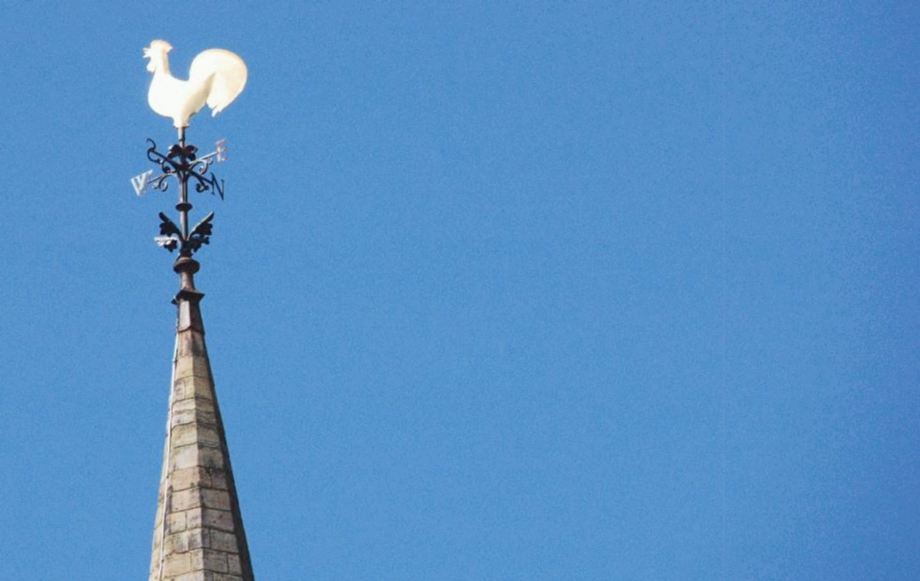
[176,126,190,253]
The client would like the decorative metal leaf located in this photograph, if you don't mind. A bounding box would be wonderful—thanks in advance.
[158,212,181,237]
[190,212,214,239]
[187,212,215,253]
[154,236,179,252]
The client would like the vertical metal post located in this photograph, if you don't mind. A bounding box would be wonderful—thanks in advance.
[176,127,191,256]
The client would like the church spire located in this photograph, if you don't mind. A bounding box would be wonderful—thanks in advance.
[147,255,255,581]
[138,127,254,581]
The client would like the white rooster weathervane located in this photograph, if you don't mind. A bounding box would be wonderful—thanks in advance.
[144,39,247,130]
[133,40,247,263]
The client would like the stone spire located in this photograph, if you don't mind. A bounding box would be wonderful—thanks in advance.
[148,256,255,581]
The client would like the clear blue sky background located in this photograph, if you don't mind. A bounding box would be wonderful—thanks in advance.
[1,1,918,579]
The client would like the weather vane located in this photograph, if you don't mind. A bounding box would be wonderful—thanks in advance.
[133,39,247,272]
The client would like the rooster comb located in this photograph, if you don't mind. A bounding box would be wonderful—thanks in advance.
[144,40,173,56]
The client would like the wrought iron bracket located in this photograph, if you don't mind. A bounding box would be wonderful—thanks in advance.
[139,135,227,257]
[145,138,226,199]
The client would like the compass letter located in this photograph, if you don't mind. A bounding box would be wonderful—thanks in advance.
[216,139,227,162]
[131,170,154,196]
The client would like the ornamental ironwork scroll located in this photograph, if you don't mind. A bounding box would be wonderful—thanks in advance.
[133,135,228,257]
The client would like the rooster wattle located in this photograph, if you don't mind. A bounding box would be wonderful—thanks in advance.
[143,40,248,129]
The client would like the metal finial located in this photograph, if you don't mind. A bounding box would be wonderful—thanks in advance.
[136,40,245,293]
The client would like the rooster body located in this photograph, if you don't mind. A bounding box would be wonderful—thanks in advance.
[144,40,247,129]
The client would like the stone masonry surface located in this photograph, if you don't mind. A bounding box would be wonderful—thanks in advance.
[149,293,254,581]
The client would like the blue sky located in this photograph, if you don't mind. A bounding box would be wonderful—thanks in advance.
[1,1,919,579]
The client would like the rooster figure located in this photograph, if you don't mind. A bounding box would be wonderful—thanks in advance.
[144,40,247,129]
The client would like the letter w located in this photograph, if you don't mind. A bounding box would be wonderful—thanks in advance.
[131,170,153,196]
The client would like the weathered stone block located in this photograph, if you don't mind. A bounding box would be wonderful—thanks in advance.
[170,467,205,492]
[210,530,239,554]
[166,511,187,533]
[176,331,207,357]
[187,549,205,570]
[186,528,206,550]
[171,408,197,428]
[205,549,230,573]
[173,376,218,401]
[173,397,215,414]
[209,471,229,491]
[172,444,200,470]
[174,354,212,381]
[193,409,218,428]
[170,407,218,430]
[171,424,200,448]
[190,549,229,574]
[226,553,242,575]
[196,426,221,448]
[202,508,235,532]
[186,509,202,530]
[164,530,190,554]
[202,488,231,511]
[199,446,225,470]
[163,552,192,577]
[170,488,203,512]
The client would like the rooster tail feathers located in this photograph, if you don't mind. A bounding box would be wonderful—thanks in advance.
[189,49,248,117]
[208,72,245,116]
